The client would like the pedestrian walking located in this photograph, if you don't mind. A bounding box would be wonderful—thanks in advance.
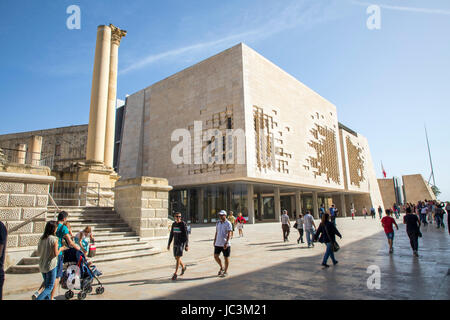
[378,205,383,219]
[227,211,236,239]
[167,212,189,281]
[435,204,445,229]
[213,210,232,277]
[314,213,342,268]
[281,210,291,242]
[36,221,68,300]
[295,214,304,244]
[403,206,421,257]
[0,220,7,301]
[303,211,316,248]
[235,212,246,237]
[329,204,337,226]
[319,204,326,220]
[351,207,356,220]
[420,205,428,226]
[370,207,376,219]
[362,207,368,219]
[381,210,398,254]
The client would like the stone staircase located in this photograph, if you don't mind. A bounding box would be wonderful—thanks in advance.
[7,207,162,274]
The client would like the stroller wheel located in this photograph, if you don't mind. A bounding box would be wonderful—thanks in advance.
[78,291,87,300]
[96,286,105,295]
[65,290,74,300]
[87,285,93,293]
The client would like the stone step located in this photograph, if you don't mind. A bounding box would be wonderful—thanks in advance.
[7,246,161,274]
[91,248,162,264]
[20,243,152,265]
[86,231,136,237]
[94,239,143,250]
[83,226,132,233]
[67,222,129,228]
[93,236,140,243]
[67,216,123,222]
[7,265,40,274]
[94,243,153,257]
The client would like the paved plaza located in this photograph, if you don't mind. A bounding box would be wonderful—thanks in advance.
[4,216,450,300]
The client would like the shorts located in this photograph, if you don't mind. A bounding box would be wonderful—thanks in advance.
[173,243,186,257]
[237,223,244,230]
[56,254,64,279]
[214,246,231,257]
[385,232,394,240]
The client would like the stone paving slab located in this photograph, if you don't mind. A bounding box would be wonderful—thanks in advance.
[4,215,450,300]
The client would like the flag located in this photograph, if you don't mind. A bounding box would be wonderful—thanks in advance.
[381,161,386,178]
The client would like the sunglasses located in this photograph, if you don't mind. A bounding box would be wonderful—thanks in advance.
[175,215,181,218]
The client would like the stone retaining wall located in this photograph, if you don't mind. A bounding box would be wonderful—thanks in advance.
[0,172,55,249]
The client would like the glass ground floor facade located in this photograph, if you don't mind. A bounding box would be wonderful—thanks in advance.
[169,182,333,224]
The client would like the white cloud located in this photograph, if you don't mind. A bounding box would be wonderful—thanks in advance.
[119,1,340,75]
[351,1,450,15]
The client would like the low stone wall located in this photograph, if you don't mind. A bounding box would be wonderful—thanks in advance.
[114,177,172,242]
[0,170,55,269]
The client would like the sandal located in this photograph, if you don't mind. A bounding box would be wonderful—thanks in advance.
[181,266,187,276]
[218,268,224,276]
[171,273,177,281]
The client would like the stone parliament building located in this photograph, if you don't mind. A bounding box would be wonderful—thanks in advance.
[0,25,435,230]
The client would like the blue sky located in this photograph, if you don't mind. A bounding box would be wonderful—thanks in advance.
[0,0,449,200]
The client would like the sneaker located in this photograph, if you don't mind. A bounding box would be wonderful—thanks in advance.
[333,261,339,266]
[31,291,39,300]
[413,251,419,257]
[171,273,177,281]
[297,239,300,244]
[322,263,330,268]
[180,266,187,276]
[220,272,228,278]
[389,248,393,254]
[218,268,224,276]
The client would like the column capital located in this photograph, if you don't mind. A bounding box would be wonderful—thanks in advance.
[109,24,127,46]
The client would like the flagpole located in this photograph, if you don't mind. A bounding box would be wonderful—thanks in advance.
[424,124,436,186]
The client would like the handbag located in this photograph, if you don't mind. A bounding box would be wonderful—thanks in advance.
[324,223,340,252]
[293,222,298,229]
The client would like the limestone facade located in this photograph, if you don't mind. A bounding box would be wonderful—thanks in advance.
[118,43,384,221]
[114,177,172,242]
[402,174,436,203]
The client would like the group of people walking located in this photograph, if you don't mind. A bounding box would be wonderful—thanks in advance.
[167,210,246,280]
[381,199,449,257]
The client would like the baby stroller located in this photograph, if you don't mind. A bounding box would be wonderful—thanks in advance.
[61,247,104,300]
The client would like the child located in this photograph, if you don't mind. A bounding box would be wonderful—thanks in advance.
[74,226,95,256]
[381,210,399,254]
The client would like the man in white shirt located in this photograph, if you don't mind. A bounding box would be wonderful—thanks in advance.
[213,210,232,277]
[303,211,317,248]
[281,210,291,242]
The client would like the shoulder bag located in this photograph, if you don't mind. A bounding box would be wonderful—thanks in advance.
[324,223,340,252]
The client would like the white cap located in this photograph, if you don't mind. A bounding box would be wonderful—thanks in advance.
[219,210,227,216]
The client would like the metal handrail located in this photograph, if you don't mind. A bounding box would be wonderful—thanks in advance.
[6,194,60,233]
[50,180,100,207]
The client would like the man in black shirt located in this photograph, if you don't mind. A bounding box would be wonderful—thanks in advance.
[0,221,7,300]
[167,212,189,280]
[403,207,421,257]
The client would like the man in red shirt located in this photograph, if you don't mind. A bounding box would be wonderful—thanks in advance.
[381,209,399,254]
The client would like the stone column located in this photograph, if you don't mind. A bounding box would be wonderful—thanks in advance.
[257,192,263,221]
[340,193,347,217]
[86,25,112,165]
[197,187,204,223]
[29,136,43,166]
[295,190,302,216]
[15,144,26,164]
[247,184,255,224]
[274,186,281,222]
[104,24,127,169]
[312,191,319,219]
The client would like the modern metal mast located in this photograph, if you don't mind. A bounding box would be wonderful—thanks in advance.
[424,125,435,186]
